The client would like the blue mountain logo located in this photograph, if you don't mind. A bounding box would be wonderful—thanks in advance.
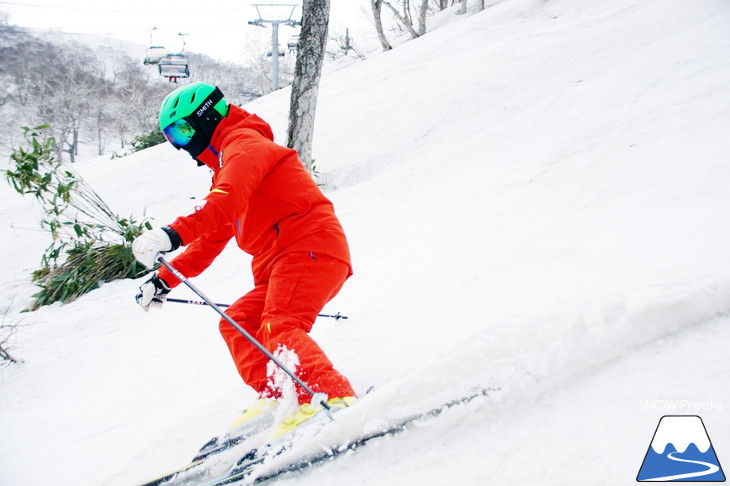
[637,415,725,482]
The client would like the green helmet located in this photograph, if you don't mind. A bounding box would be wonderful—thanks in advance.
[159,82,229,158]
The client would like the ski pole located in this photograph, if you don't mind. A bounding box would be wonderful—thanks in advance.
[156,255,330,410]
[165,297,348,321]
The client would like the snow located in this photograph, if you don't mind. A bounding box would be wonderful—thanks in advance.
[651,416,712,454]
[2,0,730,484]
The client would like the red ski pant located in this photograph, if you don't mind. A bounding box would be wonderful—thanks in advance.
[219,251,355,404]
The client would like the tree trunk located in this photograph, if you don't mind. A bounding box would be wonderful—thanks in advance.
[287,0,331,172]
[97,125,105,156]
[383,0,420,38]
[417,0,429,36]
[371,0,393,51]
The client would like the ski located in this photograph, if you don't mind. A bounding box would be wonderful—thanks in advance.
[206,386,495,485]
[137,459,205,486]
[137,425,269,486]
[192,432,257,462]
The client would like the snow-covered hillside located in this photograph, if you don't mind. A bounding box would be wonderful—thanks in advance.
[2,0,730,484]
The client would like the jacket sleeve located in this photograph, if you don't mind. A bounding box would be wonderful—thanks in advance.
[168,130,284,246]
[157,225,234,287]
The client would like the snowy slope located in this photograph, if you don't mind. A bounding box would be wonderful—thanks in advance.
[2,0,730,485]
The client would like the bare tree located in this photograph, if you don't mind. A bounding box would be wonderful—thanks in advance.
[371,0,393,51]
[372,0,429,41]
[417,0,429,34]
[42,46,98,162]
[187,53,260,104]
[381,0,429,38]
[0,304,20,367]
[328,28,366,61]
[461,0,486,13]
[287,0,330,171]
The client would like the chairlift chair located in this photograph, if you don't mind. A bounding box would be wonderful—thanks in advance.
[158,53,190,79]
[143,46,168,65]
[287,34,300,53]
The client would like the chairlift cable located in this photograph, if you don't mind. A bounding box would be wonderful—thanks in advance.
[0,1,246,13]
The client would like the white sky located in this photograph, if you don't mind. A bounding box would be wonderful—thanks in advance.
[0,0,372,63]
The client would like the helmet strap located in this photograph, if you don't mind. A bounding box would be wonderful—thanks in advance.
[183,87,227,159]
[191,87,225,136]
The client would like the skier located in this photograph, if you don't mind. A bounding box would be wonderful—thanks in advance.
[132,82,356,438]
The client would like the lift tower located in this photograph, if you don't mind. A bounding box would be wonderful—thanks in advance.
[249,4,300,91]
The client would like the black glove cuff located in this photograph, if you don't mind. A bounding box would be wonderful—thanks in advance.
[151,274,171,293]
[161,226,183,251]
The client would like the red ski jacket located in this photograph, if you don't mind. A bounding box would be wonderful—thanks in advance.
[157,105,351,286]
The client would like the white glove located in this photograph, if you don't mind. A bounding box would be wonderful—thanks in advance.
[132,227,179,268]
[136,274,171,311]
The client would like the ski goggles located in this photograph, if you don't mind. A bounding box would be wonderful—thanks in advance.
[162,118,196,148]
